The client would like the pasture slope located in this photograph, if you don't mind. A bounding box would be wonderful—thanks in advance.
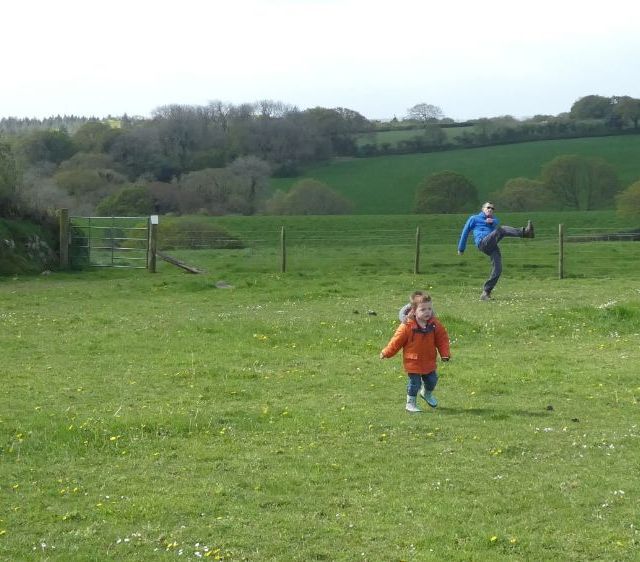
[271,135,640,214]
[1,213,639,561]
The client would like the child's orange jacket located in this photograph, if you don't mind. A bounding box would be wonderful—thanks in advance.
[381,318,450,374]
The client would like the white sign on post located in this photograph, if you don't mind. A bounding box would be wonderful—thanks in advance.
[150,215,159,225]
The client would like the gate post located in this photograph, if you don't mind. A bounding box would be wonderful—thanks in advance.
[558,223,564,279]
[59,208,69,269]
[414,226,421,274]
[280,226,286,273]
[148,215,158,273]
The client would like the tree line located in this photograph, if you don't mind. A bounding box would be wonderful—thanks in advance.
[1,101,375,218]
[1,94,640,220]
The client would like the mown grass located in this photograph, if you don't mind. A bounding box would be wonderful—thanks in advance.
[2,213,639,561]
[271,135,640,214]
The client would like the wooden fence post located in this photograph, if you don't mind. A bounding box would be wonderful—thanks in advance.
[148,215,158,273]
[280,226,286,273]
[59,208,69,269]
[558,223,564,279]
[414,226,421,274]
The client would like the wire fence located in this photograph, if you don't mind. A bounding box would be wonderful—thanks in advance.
[156,223,640,279]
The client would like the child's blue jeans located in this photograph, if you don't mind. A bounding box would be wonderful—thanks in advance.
[407,372,438,396]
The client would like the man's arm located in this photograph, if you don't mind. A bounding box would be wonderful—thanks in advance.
[457,216,474,254]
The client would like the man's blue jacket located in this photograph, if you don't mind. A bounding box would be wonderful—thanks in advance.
[457,212,500,252]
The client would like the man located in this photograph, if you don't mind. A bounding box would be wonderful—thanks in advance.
[457,202,534,300]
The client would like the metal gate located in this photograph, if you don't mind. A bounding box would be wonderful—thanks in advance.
[69,216,149,269]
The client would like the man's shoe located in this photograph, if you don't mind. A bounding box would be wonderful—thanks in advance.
[480,291,491,301]
[523,220,535,238]
[420,388,438,408]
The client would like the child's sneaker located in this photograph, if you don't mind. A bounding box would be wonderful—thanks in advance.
[420,388,438,408]
[405,396,421,413]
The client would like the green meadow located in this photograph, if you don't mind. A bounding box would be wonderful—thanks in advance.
[2,212,640,561]
[271,135,640,214]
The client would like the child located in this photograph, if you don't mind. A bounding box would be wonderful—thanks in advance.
[398,290,435,323]
[380,300,450,412]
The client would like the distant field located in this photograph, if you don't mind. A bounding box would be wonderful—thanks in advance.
[271,135,640,214]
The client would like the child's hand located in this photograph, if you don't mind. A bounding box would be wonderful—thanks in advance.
[379,352,385,359]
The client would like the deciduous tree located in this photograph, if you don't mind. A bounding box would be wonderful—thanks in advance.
[414,171,478,214]
[569,95,613,120]
[615,180,640,219]
[96,185,155,215]
[407,103,444,125]
[265,179,353,215]
[228,156,271,215]
[494,177,555,211]
[177,168,251,215]
[73,121,121,153]
[0,142,19,215]
[541,155,620,210]
[15,129,77,166]
[612,96,640,129]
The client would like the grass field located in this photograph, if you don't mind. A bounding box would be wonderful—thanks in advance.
[271,135,640,214]
[2,213,640,561]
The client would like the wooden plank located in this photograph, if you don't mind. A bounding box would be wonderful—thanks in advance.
[156,251,203,274]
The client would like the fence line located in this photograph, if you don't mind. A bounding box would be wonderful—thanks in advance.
[154,223,639,279]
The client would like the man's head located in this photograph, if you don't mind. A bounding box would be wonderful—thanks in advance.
[482,202,495,217]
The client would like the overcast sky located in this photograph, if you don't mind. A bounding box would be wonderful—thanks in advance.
[3,0,639,122]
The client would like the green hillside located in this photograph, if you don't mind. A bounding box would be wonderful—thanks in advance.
[271,135,640,214]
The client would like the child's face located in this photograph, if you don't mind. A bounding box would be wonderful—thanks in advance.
[415,302,433,322]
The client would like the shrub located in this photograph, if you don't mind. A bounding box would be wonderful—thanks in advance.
[615,180,640,220]
[96,185,155,216]
[414,171,478,214]
[541,155,620,210]
[158,218,244,250]
[494,177,556,211]
[265,179,353,215]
